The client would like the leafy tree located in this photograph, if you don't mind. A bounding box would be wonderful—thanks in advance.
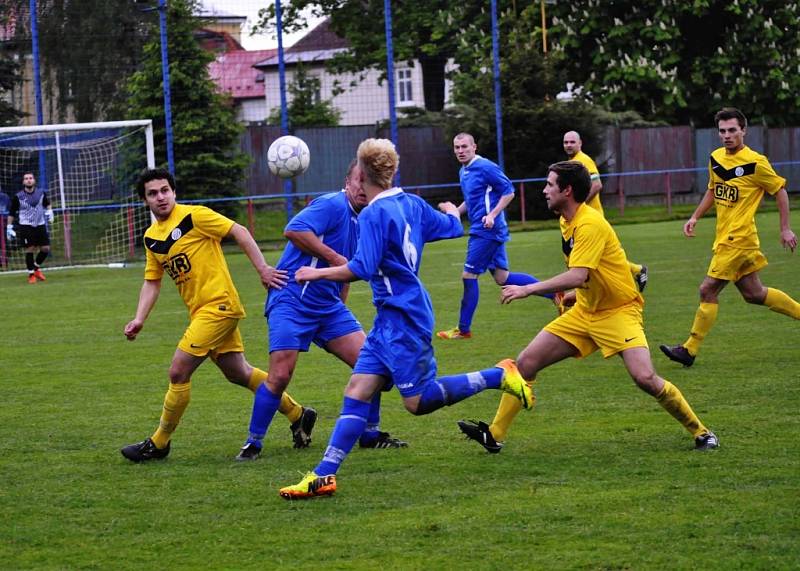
[0,51,25,126]
[548,0,800,126]
[254,1,492,113]
[267,65,341,128]
[37,0,149,122]
[123,0,248,205]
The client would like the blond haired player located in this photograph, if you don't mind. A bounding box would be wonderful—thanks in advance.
[458,161,718,454]
[660,107,798,367]
[120,168,310,462]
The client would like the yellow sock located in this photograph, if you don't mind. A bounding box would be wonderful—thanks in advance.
[489,381,535,442]
[683,302,718,356]
[151,381,191,448]
[279,391,303,424]
[247,368,268,392]
[629,262,642,276]
[655,380,707,438]
[764,287,800,319]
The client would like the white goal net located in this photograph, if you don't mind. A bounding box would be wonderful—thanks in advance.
[0,120,155,271]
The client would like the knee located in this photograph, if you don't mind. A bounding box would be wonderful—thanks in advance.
[631,370,660,395]
[742,288,766,305]
[266,370,291,393]
[515,354,538,382]
[698,284,716,302]
[167,366,189,384]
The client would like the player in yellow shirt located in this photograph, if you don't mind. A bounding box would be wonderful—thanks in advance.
[458,161,718,453]
[120,167,312,462]
[660,108,799,367]
[563,130,647,291]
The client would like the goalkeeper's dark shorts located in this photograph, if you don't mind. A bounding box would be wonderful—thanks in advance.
[19,224,49,247]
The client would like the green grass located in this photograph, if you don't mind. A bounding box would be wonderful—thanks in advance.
[1,211,798,570]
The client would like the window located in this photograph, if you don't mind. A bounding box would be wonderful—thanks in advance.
[397,68,413,104]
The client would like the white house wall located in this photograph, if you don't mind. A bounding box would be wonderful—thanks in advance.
[262,63,426,126]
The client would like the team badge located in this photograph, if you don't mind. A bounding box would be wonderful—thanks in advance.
[734,166,744,177]
[171,228,182,241]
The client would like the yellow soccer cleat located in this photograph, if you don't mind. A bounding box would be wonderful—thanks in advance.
[436,327,472,340]
[279,472,337,500]
[496,359,535,410]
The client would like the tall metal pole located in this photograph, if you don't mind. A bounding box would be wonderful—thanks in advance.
[275,0,293,219]
[157,0,175,175]
[29,0,46,187]
[491,0,504,170]
[383,0,399,185]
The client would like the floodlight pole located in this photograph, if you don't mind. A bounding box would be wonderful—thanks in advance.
[157,0,176,175]
[29,0,46,186]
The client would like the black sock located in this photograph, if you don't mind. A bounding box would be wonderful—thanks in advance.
[25,252,35,272]
[35,250,48,267]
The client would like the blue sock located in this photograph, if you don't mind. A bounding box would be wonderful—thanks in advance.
[245,384,282,448]
[416,366,504,415]
[458,278,480,333]
[358,392,382,446]
[315,397,370,476]
[504,271,554,300]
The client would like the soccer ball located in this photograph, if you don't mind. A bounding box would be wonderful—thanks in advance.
[267,135,310,178]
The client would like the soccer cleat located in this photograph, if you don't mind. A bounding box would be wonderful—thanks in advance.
[635,264,648,292]
[33,268,46,281]
[279,472,336,500]
[436,327,472,340]
[27,274,36,284]
[359,431,409,449]
[235,442,262,461]
[659,344,695,367]
[694,431,719,451]
[290,406,317,449]
[457,419,504,453]
[120,438,171,463]
[496,359,535,410]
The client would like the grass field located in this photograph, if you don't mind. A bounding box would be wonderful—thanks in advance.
[2,211,798,570]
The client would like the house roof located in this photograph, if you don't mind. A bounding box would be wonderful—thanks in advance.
[208,49,277,100]
[254,18,350,68]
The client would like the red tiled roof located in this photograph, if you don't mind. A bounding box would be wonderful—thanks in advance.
[208,49,277,100]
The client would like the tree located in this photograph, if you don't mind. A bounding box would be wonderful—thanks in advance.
[549,0,800,126]
[267,65,341,128]
[254,1,492,113]
[123,0,248,204]
[0,51,25,126]
[37,0,149,122]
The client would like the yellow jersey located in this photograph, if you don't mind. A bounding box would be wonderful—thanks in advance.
[571,151,603,214]
[707,145,785,250]
[560,203,641,313]
[143,203,245,318]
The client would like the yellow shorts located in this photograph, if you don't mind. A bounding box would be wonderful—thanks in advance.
[707,244,768,282]
[178,311,244,358]
[543,301,648,359]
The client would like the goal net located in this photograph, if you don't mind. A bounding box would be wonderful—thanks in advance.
[0,120,155,271]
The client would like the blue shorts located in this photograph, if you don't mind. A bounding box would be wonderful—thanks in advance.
[267,297,362,353]
[464,236,508,275]
[352,316,437,398]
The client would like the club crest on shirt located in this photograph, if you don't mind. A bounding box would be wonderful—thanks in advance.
[171,228,182,241]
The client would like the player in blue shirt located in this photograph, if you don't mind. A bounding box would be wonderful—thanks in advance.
[437,133,552,340]
[235,161,407,461]
[279,138,534,499]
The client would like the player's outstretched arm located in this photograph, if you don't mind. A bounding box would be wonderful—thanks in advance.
[124,279,162,340]
[228,223,288,289]
[775,188,797,252]
[684,189,715,237]
[295,264,357,284]
[501,267,588,304]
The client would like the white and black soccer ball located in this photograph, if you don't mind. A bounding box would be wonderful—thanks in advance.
[267,135,310,179]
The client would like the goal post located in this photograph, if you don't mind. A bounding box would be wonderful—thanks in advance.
[0,120,155,271]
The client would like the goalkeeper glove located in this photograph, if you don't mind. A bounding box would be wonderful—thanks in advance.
[6,225,15,241]
[45,208,54,223]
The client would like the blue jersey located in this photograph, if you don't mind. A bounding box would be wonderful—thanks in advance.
[347,188,463,338]
[267,190,359,312]
[459,155,514,242]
